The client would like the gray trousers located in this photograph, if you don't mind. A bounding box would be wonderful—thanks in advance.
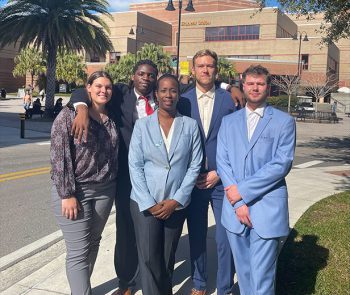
[52,180,115,295]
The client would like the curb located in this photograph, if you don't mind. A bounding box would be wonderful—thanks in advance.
[0,209,116,272]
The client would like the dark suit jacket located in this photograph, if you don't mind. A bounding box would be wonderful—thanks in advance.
[178,86,236,196]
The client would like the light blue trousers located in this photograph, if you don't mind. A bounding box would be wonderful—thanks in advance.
[226,227,280,295]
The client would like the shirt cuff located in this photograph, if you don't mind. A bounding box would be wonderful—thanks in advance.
[73,102,88,110]
[220,82,230,91]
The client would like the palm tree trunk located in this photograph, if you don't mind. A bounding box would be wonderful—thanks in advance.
[44,45,57,117]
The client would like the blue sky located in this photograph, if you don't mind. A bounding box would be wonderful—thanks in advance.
[108,0,280,12]
[0,0,280,12]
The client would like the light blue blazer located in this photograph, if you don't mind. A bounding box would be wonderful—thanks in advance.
[217,105,296,238]
[129,110,203,212]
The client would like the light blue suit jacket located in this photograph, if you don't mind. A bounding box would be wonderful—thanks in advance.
[217,105,296,238]
[129,110,203,212]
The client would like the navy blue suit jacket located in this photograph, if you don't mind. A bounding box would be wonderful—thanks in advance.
[178,86,236,196]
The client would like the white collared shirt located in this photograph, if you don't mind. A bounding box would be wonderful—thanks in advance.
[160,118,176,154]
[134,88,156,119]
[246,104,266,141]
[196,86,215,136]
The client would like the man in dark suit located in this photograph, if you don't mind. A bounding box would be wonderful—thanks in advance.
[178,49,236,295]
[71,60,159,295]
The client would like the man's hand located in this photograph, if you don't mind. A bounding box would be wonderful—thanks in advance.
[235,204,252,228]
[151,200,179,220]
[225,184,242,205]
[148,203,163,215]
[196,171,220,189]
[62,196,81,220]
[230,86,245,108]
[71,105,89,143]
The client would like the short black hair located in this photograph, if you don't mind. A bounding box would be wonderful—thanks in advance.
[133,59,158,77]
[156,73,180,91]
[242,65,271,85]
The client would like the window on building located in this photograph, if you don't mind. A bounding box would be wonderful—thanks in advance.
[327,56,338,74]
[205,25,260,41]
[301,54,309,70]
[109,52,121,64]
[90,53,100,63]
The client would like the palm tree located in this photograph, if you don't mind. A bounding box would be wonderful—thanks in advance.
[0,0,113,116]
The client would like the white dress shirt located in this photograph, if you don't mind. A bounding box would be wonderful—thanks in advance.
[134,88,156,119]
[160,118,176,154]
[196,86,215,137]
[246,104,266,141]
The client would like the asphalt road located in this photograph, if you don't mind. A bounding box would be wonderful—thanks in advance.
[0,101,349,258]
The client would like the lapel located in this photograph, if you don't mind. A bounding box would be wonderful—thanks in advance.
[184,88,205,136]
[206,87,223,140]
[168,114,184,161]
[149,111,169,163]
[122,88,136,125]
[238,109,249,151]
[246,105,273,155]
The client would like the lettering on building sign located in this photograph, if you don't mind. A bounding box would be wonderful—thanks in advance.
[182,20,211,26]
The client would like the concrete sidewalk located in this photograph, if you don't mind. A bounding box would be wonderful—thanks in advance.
[1,163,349,295]
[1,97,349,294]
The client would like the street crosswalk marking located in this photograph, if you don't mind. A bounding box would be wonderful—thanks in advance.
[294,160,324,169]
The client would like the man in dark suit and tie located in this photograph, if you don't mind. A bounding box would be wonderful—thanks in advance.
[178,49,236,295]
[70,60,159,295]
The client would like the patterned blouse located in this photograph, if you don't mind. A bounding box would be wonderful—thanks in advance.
[50,106,119,199]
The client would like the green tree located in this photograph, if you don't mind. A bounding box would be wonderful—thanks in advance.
[12,47,46,88]
[217,58,236,84]
[56,50,87,86]
[256,0,350,44]
[0,0,113,116]
[106,53,136,84]
[138,43,173,74]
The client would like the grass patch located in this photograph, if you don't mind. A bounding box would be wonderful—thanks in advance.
[276,191,350,295]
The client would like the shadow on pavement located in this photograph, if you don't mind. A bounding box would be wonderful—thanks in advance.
[297,136,350,163]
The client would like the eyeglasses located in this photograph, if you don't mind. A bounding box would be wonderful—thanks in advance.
[136,71,156,79]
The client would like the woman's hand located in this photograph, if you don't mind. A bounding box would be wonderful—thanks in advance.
[62,196,81,220]
[151,200,179,220]
[71,105,89,143]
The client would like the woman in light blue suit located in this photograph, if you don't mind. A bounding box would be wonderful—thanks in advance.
[128,74,203,295]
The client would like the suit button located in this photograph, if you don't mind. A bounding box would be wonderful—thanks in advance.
[165,166,170,170]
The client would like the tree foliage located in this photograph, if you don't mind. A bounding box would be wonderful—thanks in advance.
[256,0,350,44]
[137,43,173,75]
[106,53,136,84]
[0,0,113,115]
[272,74,300,113]
[217,58,236,84]
[13,47,46,87]
[106,43,173,84]
[56,50,87,86]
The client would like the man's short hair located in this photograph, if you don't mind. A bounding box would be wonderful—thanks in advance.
[192,49,218,67]
[133,59,158,77]
[242,65,271,85]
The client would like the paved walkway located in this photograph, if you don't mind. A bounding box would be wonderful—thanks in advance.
[1,97,349,294]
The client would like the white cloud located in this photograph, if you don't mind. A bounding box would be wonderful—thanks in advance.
[108,0,164,12]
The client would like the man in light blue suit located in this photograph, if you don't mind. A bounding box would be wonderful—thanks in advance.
[217,65,296,295]
[178,49,236,295]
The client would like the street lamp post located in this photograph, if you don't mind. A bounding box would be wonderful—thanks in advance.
[165,0,195,77]
[292,31,309,76]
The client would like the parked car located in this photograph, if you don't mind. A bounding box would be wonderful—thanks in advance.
[295,102,315,112]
